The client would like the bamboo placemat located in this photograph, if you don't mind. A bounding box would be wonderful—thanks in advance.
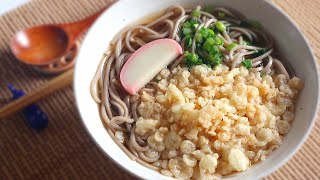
[0,0,319,179]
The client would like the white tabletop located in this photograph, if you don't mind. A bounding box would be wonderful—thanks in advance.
[0,0,28,15]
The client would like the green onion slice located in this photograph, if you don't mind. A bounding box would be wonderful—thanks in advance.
[226,43,238,51]
[215,21,226,32]
[192,9,201,18]
[242,59,253,69]
[218,12,225,18]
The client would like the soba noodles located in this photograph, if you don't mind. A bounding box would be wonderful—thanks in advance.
[90,5,303,179]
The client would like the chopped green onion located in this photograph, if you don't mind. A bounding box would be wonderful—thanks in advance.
[212,46,219,53]
[226,43,238,51]
[215,21,226,32]
[199,28,209,38]
[183,20,199,28]
[244,40,253,46]
[183,22,191,28]
[260,72,267,77]
[240,19,262,29]
[242,59,253,69]
[185,51,203,67]
[195,33,203,42]
[218,12,225,18]
[190,19,199,25]
[183,27,193,35]
[203,41,212,52]
[207,28,215,37]
[252,48,271,58]
[180,20,224,68]
[207,37,215,45]
[192,9,201,18]
[203,37,224,52]
[193,23,199,28]
[206,52,222,67]
[184,35,193,48]
[214,37,224,46]
[190,53,198,62]
[203,38,214,52]
[205,46,219,54]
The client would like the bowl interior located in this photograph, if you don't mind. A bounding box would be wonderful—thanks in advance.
[74,0,319,179]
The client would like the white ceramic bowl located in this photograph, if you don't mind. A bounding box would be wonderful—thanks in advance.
[74,0,319,179]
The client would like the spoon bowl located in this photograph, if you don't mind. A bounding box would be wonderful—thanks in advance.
[11,25,69,65]
[10,8,107,66]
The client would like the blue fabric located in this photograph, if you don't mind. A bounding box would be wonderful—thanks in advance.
[8,84,48,130]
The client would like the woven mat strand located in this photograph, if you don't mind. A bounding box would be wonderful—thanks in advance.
[0,0,319,179]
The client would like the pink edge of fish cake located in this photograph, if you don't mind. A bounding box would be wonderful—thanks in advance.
[120,38,183,95]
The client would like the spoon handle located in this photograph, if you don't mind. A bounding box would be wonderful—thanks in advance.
[0,69,74,119]
[59,8,107,44]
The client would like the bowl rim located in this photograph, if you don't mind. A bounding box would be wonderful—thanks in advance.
[266,0,320,178]
[74,0,320,179]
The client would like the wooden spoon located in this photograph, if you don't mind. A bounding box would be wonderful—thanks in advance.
[1,7,112,119]
[10,8,107,65]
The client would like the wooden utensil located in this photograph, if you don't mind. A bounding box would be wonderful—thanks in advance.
[1,6,113,119]
[0,69,74,119]
[10,8,106,65]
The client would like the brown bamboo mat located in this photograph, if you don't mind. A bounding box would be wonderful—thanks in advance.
[0,0,319,179]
